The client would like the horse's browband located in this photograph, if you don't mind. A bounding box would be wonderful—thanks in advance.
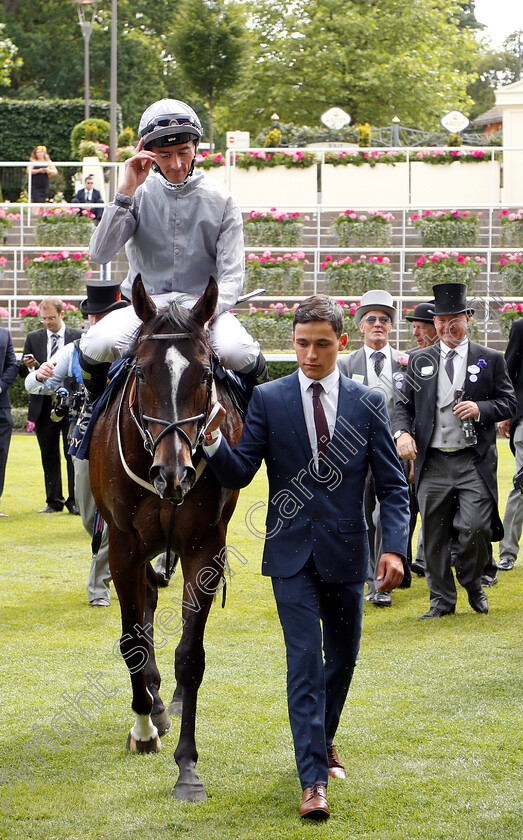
[139,333,191,341]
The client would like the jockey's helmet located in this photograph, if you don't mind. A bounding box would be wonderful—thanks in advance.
[139,99,203,150]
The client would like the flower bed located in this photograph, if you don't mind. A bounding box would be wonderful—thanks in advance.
[18,300,84,333]
[321,254,393,296]
[236,300,360,351]
[497,303,523,338]
[324,150,406,167]
[0,207,21,243]
[233,150,318,169]
[34,207,96,247]
[498,210,523,247]
[412,251,485,294]
[331,210,394,247]
[412,209,479,248]
[245,251,309,295]
[24,250,91,295]
[498,252,523,295]
[244,209,307,247]
[195,151,226,169]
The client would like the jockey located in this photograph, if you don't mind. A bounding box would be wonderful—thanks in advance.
[79,98,266,400]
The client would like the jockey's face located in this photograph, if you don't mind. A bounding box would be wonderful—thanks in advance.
[293,320,347,380]
[151,140,197,184]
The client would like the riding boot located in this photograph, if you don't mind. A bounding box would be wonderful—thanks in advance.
[79,351,111,404]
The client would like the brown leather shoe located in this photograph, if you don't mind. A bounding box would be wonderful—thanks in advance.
[327,742,347,780]
[299,783,330,820]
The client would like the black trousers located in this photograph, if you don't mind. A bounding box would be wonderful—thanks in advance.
[34,412,75,509]
[0,407,13,499]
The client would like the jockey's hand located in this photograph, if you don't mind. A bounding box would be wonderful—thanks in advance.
[36,361,56,382]
[118,138,156,195]
[205,401,227,434]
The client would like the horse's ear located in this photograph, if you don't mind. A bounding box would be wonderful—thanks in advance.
[132,274,156,324]
[192,276,219,327]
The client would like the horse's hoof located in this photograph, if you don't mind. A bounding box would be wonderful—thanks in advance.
[168,698,183,717]
[126,732,161,754]
[171,779,207,802]
[151,708,172,737]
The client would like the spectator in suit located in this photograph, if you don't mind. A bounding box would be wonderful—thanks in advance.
[404,301,439,576]
[394,283,517,618]
[338,289,410,606]
[0,325,18,515]
[202,295,409,820]
[19,296,82,513]
[71,175,104,222]
[24,281,128,605]
[497,315,523,571]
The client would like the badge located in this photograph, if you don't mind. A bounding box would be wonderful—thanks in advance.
[421,365,434,376]
[467,364,480,375]
[352,374,365,383]
[469,374,478,382]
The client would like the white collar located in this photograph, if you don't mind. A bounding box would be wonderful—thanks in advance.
[298,366,340,395]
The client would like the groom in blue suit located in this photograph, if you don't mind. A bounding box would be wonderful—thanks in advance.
[203,295,410,820]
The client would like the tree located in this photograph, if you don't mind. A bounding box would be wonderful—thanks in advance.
[168,0,247,150]
[223,0,480,135]
[0,21,20,87]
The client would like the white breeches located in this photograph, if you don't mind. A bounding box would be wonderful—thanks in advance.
[79,306,260,372]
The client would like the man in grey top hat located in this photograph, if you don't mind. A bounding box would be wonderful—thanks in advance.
[393,283,516,618]
[338,289,410,606]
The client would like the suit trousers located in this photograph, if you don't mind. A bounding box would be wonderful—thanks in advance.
[35,411,75,509]
[417,449,494,611]
[271,556,364,789]
[73,458,111,604]
[498,422,523,564]
[0,407,13,499]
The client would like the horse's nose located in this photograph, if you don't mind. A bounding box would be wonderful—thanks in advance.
[150,464,196,500]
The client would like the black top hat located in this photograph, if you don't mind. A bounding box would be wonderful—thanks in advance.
[80,282,128,317]
[432,283,474,316]
[405,301,435,323]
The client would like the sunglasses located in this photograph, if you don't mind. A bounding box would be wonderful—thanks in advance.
[363,315,391,324]
[141,115,197,136]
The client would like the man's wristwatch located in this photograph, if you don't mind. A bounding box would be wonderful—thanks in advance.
[394,429,408,440]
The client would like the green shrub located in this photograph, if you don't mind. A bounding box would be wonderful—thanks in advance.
[70,118,111,159]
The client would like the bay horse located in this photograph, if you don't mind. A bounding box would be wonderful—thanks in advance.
[89,275,241,800]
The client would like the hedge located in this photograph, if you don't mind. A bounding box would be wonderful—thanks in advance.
[0,98,121,162]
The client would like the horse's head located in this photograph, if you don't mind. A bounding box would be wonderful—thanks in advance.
[131,274,218,501]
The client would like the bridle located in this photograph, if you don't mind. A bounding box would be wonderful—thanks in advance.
[127,331,215,459]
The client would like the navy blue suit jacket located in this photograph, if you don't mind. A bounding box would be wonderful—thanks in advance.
[0,327,17,409]
[206,370,410,582]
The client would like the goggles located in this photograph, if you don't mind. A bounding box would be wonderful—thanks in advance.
[140,114,200,138]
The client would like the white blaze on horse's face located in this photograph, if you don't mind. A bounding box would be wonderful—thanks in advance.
[165,345,191,454]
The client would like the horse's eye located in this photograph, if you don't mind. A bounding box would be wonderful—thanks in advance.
[136,367,145,382]
[202,371,211,385]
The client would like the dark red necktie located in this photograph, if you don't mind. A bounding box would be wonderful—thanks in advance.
[311,382,330,467]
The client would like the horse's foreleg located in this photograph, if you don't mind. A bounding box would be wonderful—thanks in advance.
[144,562,171,737]
[109,525,161,754]
[170,538,226,802]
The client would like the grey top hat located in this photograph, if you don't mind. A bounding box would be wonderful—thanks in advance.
[432,283,474,316]
[405,301,435,323]
[355,289,396,326]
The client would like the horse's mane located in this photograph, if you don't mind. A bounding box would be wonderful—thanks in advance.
[132,299,210,358]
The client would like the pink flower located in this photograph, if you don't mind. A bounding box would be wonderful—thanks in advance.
[0,306,9,318]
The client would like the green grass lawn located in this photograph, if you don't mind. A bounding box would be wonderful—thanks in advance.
[0,435,522,840]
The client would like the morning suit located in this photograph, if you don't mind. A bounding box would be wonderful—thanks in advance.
[498,317,523,565]
[393,340,516,611]
[0,327,18,500]
[205,370,410,788]
[19,325,82,509]
[338,345,411,592]
[71,187,104,220]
